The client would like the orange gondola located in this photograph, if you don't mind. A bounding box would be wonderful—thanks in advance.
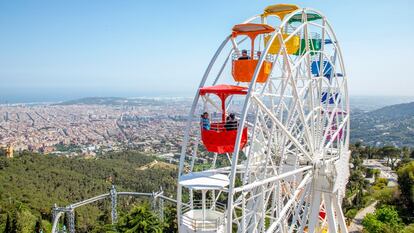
[231,23,274,83]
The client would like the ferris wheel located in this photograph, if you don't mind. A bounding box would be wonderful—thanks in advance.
[177,4,350,233]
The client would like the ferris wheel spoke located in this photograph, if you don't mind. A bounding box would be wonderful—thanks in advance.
[270,79,292,118]
[252,95,313,161]
[234,165,312,193]
[266,171,312,233]
[290,66,318,150]
[243,182,277,231]
[288,183,312,233]
[324,114,349,149]
[318,107,339,149]
[255,94,310,163]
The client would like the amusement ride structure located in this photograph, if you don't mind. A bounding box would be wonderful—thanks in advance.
[177,4,350,233]
[51,186,174,233]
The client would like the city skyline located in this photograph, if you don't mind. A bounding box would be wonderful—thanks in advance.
[0,0,413,102]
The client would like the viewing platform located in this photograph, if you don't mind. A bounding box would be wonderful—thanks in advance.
[179,171,228,233]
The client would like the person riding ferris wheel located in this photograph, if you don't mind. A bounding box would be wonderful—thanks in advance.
[177,3,350,233]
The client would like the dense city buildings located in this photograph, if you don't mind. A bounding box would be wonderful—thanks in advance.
[2,96,413,157]
[0,98,192,157]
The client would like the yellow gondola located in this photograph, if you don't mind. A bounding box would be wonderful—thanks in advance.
[262,4,300,55]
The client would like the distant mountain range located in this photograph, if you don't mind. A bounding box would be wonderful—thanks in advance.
[370,102,414,120]
[351,101,414,147]
[350,96,414,111]
[56,96,191,106]
[57,97,128,105]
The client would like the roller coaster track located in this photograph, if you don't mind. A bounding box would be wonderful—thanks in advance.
[51,185,177,233]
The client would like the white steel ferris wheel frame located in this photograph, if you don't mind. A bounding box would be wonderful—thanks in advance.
[177,7,350,233]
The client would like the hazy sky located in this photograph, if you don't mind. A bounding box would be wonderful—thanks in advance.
[0,0,413,102]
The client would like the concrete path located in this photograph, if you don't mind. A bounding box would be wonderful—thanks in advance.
[348,201,377,233]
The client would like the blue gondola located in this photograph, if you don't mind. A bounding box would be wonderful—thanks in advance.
[311,60,333,79]
[321,92,340,104]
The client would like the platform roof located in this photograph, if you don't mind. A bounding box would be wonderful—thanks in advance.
[179,171,229,190]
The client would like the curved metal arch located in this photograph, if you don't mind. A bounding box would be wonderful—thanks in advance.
[176,6,349,233]
[226,7,349,233]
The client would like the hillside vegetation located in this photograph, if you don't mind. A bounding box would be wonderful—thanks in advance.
[0,151,177,232]
[352,101,414,147]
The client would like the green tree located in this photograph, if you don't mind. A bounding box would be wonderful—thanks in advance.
[91,224,117,233]
[117,203,164,233]
[381,146,400,169]
[14,207,37,233]
[362,206,403,233]
[4,212,16,233]
[375,206,403,229]
[397,161,414,212]
[348,168,367,208]
[399,147,412,167]
[403,224,414,233]
[163,205,178,233]
[0,150,177,231]
[362,213,384,233]
[34,217,43,233]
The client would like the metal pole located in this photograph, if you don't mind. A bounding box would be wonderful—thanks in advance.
[159,197,164,222]
[110,185,118,225]
[202,190,206,230]
[67,208,75,233]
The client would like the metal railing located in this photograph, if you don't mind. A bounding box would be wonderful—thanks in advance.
[181,200,226,231]
[182,200,226,213]
[200,114,240,132]
[231,50,274,61]
[181,214,224,231]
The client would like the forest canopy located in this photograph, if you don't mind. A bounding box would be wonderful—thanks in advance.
[0,151,177,232]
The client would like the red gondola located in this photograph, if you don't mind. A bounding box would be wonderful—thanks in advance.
[199,85,248,154]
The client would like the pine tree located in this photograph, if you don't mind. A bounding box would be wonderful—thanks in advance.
[4,212,16,233]
[117,203,163,233]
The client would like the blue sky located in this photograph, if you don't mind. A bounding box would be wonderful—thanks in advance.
[0,0,413,102]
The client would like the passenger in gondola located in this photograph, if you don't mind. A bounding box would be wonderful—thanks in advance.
[225,113,238,131]
[256,51,262,59]
[238,49,250,60]
[200,112,211,130]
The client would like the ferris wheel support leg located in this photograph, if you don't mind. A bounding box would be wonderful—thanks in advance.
[177,185,182,229]
[308,188,322,233]
[323,193,338,233]
[333,194,348,233]
[298,185,312,233]
[227,95,252,233]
